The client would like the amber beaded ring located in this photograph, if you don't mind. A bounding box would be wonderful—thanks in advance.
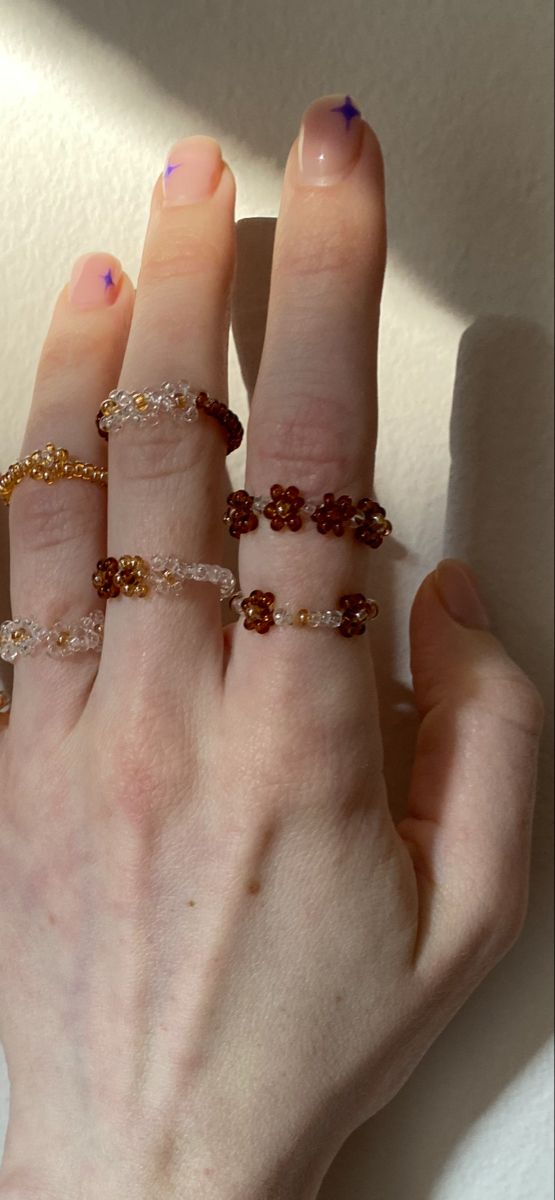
[0,444,107,506]
[230,589,379,637]
[0,689,11,714]
[96,380,243,455]
[224,485,392,547]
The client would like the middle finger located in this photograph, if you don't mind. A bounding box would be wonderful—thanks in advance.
[103,137,236,676]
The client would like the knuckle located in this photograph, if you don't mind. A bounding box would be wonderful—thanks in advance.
[249,394,357,484]
[275,215,360,281]
[36,325,119,390]
[111,424,213,486]
[139,232,229,289]
[477,672,545,738]
[10,480,101,553]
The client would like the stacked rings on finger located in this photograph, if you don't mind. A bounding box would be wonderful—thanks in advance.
[224,484,392,546]
[95,379,243,454]
[1,374,391,672]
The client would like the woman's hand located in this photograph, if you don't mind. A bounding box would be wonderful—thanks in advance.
[0,97,543,1200]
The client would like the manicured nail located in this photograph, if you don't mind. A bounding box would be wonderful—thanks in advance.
[162,136,223,206]
[68,253,122,311]
[298,93,364,186]
[434,560,491,630]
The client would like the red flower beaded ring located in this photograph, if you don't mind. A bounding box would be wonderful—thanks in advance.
[95,380,243,455]
[231,590,379,637]
[224,485,392,545]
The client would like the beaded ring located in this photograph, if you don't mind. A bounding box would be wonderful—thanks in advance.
[224,485,392,547]
[230,589,379,637]
[96,380,243,455]
[1,444,107,506]
[92,555,237,601]
[1,612,104,663]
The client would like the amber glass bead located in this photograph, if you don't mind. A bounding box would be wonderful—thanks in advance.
[224,490,259,539]
[241,590,276,634]
[263,484,305,532]
[311,492,356,537]
[114,555,150,598]
[196,391,244,454]
[92,556,121,599]
[354,498,393,548]
[338,593,379,637]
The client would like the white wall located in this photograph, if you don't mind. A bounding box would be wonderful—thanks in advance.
[0,1,553,1195]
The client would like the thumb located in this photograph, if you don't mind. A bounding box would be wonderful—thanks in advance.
[397,559,544,982]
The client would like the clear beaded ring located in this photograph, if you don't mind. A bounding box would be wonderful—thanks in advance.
[96,380,243,455]
[1,612,105,663]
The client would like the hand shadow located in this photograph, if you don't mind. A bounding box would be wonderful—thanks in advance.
[317,316,554,1199]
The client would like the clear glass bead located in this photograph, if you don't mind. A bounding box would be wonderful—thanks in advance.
[230,593,244,614]
[253,496,267,514]
[301,501,316,516]
[274,607,293,626]
[308,611,321,628]
[322,610,342,628]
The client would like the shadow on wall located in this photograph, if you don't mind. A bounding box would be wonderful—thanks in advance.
[47,0,553,323]
[317,316,554,1199]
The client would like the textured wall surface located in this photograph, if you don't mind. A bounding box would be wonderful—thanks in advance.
[0,0,553,1196]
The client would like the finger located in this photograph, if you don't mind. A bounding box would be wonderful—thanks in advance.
[6,256,133,729]
[398,560,544,984]
[103,139,236,679]
[230,97,387,684]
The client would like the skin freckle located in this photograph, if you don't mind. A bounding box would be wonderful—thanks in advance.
[188,900,196,907]
[247,879,262,895]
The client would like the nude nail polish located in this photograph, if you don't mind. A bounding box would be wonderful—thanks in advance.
[68,253,122,310]
[298,94,364,186]
[162,136,223,206]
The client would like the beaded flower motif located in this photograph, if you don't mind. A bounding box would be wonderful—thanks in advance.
[224,490,259,539]
[354,499,393,548]
[338,593,379,638]
[241,590,276,634]
[311,492,356,537]
[92,555,150,599]
[263,484,305,532]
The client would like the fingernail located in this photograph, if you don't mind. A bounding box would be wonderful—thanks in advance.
[298,93,364,186]
[434,560,491,630]
[68,253,122,310]
[162,136,223,206]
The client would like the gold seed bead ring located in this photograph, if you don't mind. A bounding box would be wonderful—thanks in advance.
[0,444,107,506]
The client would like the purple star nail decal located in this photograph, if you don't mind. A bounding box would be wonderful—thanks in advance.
[164,161,181,180]
[100,269,115,291]
[331,95,361,130]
